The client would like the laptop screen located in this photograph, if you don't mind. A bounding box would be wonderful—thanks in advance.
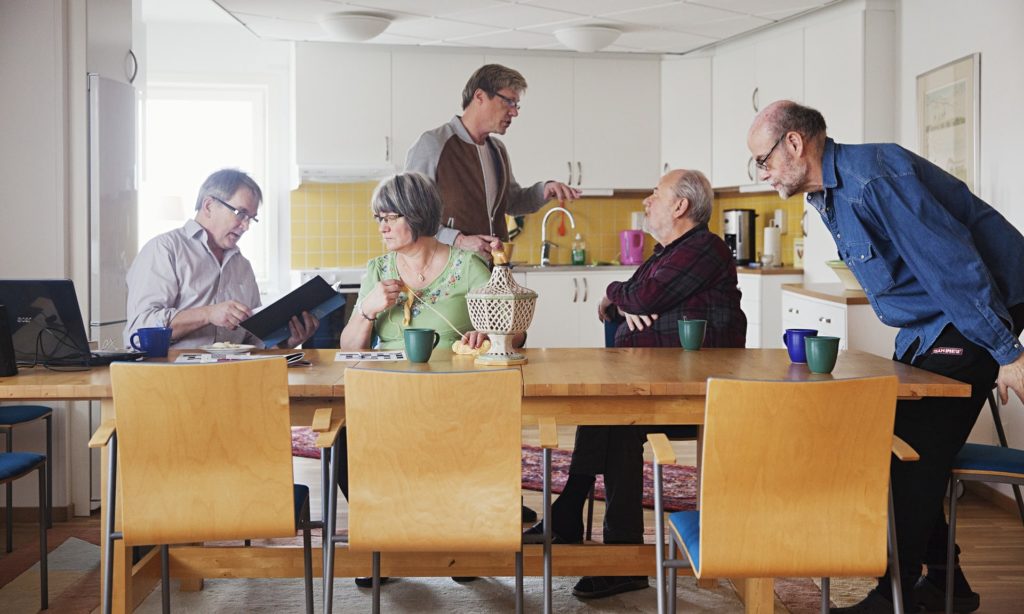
[0,279,92,365]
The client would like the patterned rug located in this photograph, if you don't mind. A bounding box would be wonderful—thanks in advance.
[292,426,321,459]
[0,526,101,613]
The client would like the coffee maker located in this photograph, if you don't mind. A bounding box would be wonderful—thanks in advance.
[723,209,757,265]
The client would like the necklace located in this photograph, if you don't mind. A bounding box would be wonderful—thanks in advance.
[399,241,438,284]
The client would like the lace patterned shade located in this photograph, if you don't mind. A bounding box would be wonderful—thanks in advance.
[466,249,536,364]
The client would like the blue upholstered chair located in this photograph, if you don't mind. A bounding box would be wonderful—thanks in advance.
[945,443,1024,614]
[649,376,909,614]
[0,451,48,610]
[0,404,53,540]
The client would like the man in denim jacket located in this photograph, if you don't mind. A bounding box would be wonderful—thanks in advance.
[748,100,1024,613]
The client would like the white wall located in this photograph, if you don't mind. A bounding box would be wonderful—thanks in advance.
[899,0,1024,473]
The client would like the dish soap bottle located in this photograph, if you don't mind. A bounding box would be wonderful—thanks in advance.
[571,233,586,265]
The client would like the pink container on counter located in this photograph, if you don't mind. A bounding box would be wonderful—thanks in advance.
[620,230,644,264]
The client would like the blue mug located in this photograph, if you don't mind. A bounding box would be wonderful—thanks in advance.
[130,326,172,358]
[783,328,818,363]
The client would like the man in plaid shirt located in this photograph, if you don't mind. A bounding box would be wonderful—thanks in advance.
[527,169,747,600]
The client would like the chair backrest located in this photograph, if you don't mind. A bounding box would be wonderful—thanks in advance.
[109,360,295,546]
[345,367,522,553]
[698,375,898,578]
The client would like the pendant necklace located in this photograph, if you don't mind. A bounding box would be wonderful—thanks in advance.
[400,241,437,284]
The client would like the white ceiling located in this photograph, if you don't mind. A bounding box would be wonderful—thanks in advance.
[142,0,841,55]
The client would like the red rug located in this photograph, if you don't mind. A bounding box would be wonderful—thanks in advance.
[292,426,321,459]
[520,444,697,512]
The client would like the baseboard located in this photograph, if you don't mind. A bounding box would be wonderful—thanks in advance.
[0,504,73,523]
[967,481,1022,514]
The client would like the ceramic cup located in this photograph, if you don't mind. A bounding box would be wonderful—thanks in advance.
[677,319,707,351]
[404,328,440,363]
[805,335,841,374]
[783,328,819,363]
[129,326,172,358]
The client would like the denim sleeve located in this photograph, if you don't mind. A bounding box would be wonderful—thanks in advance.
[865,177,1023,364]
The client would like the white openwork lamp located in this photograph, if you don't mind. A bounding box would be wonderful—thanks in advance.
[318,12,391,42]
[466,248,537,365]
[554,25,621,53]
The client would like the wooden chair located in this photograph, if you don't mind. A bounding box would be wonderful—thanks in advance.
[324,367,544,614]
[0,451,47,610]
[89,360,315,614]
[1,404,53,539]
[649,376,907,614]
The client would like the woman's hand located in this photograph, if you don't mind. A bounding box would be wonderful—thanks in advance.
[463,330,489,349]
[363,278,404,318]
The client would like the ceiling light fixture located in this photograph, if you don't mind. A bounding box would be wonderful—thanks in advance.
[554,25,621,53]
[318,12,391,42]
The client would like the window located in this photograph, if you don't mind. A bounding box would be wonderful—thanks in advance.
[138,84,272,286]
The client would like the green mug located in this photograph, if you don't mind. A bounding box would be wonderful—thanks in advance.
[404,328,440,363]
[805,335,841,374]
[677,319,707,351]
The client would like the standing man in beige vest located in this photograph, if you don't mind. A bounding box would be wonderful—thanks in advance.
[405,64,580,260]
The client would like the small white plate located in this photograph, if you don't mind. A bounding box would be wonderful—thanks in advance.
[199,344,256,356]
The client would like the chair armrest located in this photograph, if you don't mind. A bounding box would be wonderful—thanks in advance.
[312,407,333,432]
[88,420,116,448]
[538,416,558,449]
[648,433,676,465]
[892,435,919,462]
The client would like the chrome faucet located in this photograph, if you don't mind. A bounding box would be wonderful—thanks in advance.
[540,206,576,266]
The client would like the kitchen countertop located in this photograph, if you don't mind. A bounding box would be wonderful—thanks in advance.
[509,264,639,273]
[782,283,870,305]
[737,266,803,275]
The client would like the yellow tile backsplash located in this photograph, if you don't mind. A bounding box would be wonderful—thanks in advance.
[289,182,804,268]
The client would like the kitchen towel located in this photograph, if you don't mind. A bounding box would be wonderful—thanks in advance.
[763,225,782,266]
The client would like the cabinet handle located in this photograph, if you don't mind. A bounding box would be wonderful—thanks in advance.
[577,161,583,186]
[747,156,755,181]
[572,278,579,303]
[385,136,390,162]
[787,307,800,314]
[567,161,573,185]
[126,49,138,84]
[582,277,589,302]
[752,86,759,112]
[818,317,832,324]
[663,162,669,174]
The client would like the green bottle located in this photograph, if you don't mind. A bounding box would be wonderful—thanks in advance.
[571,233,586,265]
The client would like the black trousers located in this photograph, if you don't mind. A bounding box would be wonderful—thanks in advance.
[569,424,696,543]
[885,305,1024,592]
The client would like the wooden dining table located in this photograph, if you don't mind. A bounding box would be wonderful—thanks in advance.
[0,347,970,613]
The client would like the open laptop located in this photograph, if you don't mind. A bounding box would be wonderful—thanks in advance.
[0,279,144,367]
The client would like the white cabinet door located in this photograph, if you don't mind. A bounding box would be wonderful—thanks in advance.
[392,52,484,171]
[524,272,581,348]
[661,57,711,175]
[577,270,632,347]
[294,44,391,168]
[754,33,804,110]
[803,13,866,145]
[574,57,660,190]
[485,54,574,188]
[711,45,757,187]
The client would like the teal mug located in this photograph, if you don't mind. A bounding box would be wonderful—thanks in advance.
[805,336,841,374]
[404,328,440,363]
[677,319,707,351]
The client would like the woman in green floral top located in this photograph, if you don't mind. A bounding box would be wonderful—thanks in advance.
[340,172,505,351]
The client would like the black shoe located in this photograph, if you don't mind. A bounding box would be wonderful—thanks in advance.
[913,575,980,613]
[354,576,390,588]
[571,575,649,599]
[523,521,581,544]
[451,576,478,583]
[522,505,537,523]
[830,589,910,613]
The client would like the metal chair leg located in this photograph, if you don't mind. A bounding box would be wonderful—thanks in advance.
[161,545,170,614]
[372,551,381,614]
[103,435,119,614]
[667,537,677,614]
[988,392,1024,526]
[820,577,830,614]
[653,463,667,614]
[888,487,905,614]
[302,500,313,614]
[44,414,52,528]
[38,461,48,611]
[324,439,340,614]
[945,477,959,614]
[4,428,11,554]
[543,447,553,614]
[585,484,595,541]
[515,550,524,614]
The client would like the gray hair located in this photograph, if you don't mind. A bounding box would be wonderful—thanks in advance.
[671,170,713,226]
[461,64,528,109]
[768,100,827,143]
[194,168,263,211]
[371,172,442,241]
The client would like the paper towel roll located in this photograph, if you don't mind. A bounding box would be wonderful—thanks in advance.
[763,225,782,266]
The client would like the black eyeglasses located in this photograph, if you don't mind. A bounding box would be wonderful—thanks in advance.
[372,212,404,224]
[755,133,787,171]
[493,92,521,111]
[211,196,259,224]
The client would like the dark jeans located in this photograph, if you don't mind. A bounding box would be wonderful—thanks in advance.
[569,424,697,543]
[883,305,1024,594]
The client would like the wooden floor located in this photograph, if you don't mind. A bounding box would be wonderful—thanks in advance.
[4,427,1022,612]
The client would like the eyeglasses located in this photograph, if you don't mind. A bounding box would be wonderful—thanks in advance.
[755,133,787,171]
[493,92,521,111]
[372,212,404,225]
[211,196,259,224]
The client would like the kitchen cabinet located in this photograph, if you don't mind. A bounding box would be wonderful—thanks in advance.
[737,269,803,349]
[781,284,897,358]
[293,44,391,169]
[522,268,633,348]
[711,33,803,187]
[490,54,660,190]
[660,57,711,175]
[87,0,135,84]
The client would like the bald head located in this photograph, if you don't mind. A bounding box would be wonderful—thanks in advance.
[749,100,827,148]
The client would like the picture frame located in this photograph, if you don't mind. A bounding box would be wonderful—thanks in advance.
[916,53,981,193]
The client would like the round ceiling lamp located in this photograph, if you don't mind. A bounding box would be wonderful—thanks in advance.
[554,25,621,53]
[318,12,391,42]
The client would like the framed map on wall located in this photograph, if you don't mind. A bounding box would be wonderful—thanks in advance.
[916,53,981,193]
